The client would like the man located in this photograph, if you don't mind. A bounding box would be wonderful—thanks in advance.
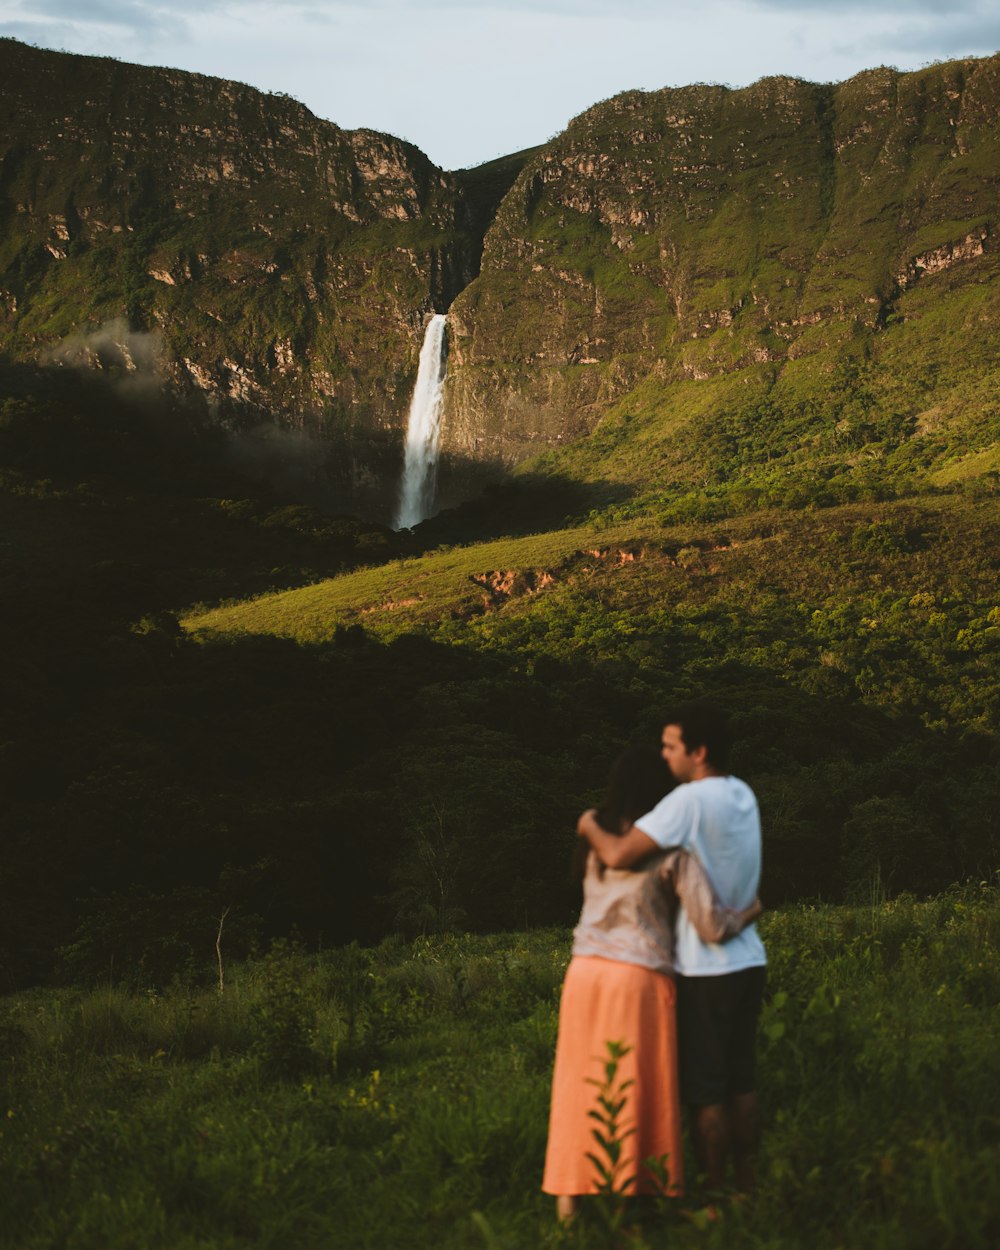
[577,702,766,1197]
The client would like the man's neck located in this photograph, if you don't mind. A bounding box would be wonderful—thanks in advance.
[690,766,725,782]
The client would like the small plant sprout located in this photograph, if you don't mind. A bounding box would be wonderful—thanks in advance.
[586,1040,637,1233]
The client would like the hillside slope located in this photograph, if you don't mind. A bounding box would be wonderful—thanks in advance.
[2,41,998,521]
[444,58,1000,510]
[183,492,999,901]
[0,39,531,515]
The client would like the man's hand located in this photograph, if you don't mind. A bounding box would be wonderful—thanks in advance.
[577,809,659,869]
[576,808,600,838]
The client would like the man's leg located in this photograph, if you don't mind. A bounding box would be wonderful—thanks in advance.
[725,967,766,1194]
[726,1091,760,1194]
[677,975,731,1192]
[691,1102,730,1192]
[680,968,765,1196]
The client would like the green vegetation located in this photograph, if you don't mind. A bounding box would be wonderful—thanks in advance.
[0,38,997,1249]
[447,57,1000,501]
[493,244,1000,518]
[0,44,997,993]
[1,343,996,987]
[0,38,525,518]
[177,493,998,910]
[1,890,997,1248]
[3,41,999,524]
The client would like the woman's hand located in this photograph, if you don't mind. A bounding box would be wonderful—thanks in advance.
[740,896,763,929]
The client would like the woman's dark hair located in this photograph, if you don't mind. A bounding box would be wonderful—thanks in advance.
[574,746,674,881]
[596,746,674,833]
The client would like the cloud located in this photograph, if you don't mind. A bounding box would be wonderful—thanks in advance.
[0,18,76,42]
[735,0,1000,81]
[6,0,996,35]
[744,0,985,13]
[0,0,730,31]
[881,14,1000,57]
[27,0,159,23]
[0,0,184,43]
[4,0,998,170]
[41,319,170,411]
[791,0,1000,66]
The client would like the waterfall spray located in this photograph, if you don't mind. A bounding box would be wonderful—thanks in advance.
[395,313,447,529]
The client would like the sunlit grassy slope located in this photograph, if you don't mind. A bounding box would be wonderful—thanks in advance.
[184,520,627,640]
[183,495,997,654]
[503,253,1000,519]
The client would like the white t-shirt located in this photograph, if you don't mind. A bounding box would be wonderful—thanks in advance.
[635,776,767,977]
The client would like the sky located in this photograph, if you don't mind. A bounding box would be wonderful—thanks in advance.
[2,1,999,169]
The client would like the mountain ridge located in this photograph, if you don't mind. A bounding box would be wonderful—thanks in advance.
[1,40,997,1001]
[1,38,999,522]
[0,37,529,515]
[443,53,1000,502]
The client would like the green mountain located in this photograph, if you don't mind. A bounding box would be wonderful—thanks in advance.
[2,39,998,519]
[0,38,529,516]
[445,61,1000,513]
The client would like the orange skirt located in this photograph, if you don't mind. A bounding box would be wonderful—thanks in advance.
[542,956,683,1197]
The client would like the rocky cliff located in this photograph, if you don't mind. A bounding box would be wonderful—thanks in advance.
[0,38,527,513]
[2,38,998,519]
[443,58,1000,502]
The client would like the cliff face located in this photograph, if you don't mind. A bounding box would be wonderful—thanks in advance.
[2,38,998,518]
[443,58,1000,484]
[0,39,528,512]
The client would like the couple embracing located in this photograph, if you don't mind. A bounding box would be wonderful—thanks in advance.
[543,703,766,1220]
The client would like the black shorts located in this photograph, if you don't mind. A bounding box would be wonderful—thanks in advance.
[676,966,766,1106]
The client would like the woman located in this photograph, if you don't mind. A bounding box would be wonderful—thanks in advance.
[542,747,761,1220]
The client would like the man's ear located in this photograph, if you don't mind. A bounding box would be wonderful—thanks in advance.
[690,743,708,767]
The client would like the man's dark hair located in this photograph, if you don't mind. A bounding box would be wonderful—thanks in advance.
[663,701,733,771]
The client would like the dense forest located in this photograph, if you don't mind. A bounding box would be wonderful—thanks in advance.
[1,353,997,991]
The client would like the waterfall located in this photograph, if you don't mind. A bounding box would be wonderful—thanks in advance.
[395,313,448,529]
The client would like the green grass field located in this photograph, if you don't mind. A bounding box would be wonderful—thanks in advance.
[2,887,997,1249]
